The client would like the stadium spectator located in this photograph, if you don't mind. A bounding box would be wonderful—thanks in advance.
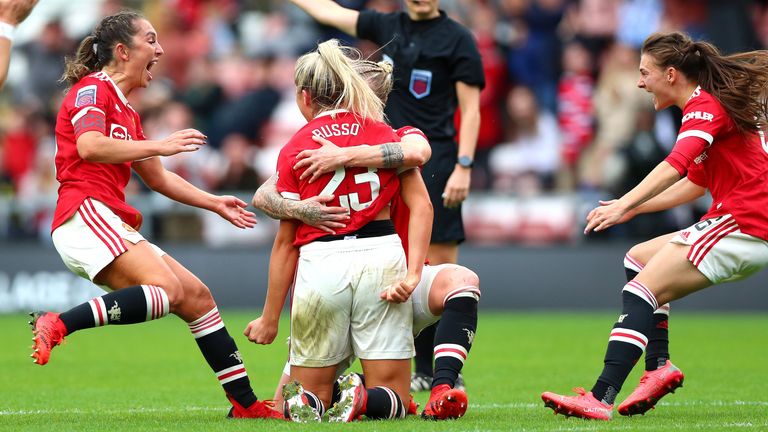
[215,133,261,192]
[580,42,647,190]
[0,0,38,89]
[14,19,74,116]
[542,31,768,420]
[287,0,484,396]
[501,0,566,113]
[28,10,282,420]
[556,38,593,191]
[462,2,507,191]
[264,39,432,423]
[489,85,560,196]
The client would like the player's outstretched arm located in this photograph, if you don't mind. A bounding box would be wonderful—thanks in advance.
[294,133,432,183]
[585,161,682,233]
[0,0,39,89]
[596,176,706,225]
[252,173,349,233]
[288,0,359,36]
[133,157,257,229]
[76,129,206,164]
[244,220,299,344]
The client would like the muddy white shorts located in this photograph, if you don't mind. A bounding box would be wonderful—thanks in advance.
[289,234,414,368]
[671,214,768,284]
[323,263,459,374]
[51,198,164,283]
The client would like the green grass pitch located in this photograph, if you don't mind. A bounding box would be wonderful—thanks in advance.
[1,311,766,431]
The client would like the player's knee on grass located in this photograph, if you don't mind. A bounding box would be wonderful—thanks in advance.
[429,266,480,316]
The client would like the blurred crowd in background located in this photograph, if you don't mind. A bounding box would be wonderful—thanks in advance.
[1,0,767,246]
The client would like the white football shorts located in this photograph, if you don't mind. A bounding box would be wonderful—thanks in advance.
[411,263,461,336]
[671,214,768,284]
[289,234,414,368]
[51,198,165,284]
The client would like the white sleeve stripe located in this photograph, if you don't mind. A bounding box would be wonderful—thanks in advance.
[676,130,713,145]
[281,192,300,200]
[71,107,106,125]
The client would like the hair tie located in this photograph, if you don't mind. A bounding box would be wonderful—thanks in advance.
[92,42,98,54]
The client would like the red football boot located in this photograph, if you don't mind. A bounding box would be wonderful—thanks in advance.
[421,384,468,420]
[327,373,367,422]
[618,360,684,416]
[281,380,321,423]
[407,394,419,416]
[30,312,67,365]
[541,387,613,420]
[227,395,285,420]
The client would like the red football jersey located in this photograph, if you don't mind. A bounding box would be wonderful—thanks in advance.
[276,110,403,246]
[389,126,428,259]
[665,86,768,240]
[52,72,146,232]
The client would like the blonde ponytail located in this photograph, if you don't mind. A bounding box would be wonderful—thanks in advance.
[294,39,385,121]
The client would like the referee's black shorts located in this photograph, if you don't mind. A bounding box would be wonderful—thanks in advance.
[420,140,464,244]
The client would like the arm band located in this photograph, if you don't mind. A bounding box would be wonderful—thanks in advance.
[0,21,16,42]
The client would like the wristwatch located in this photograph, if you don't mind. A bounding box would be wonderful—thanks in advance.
[457,155,474,169]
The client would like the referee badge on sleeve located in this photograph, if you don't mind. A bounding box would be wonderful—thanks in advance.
[409,69,432,99]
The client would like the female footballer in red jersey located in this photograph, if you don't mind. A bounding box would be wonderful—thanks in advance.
[542,31,768,420]
[263,40,432,422]
[245,59,478,422]
[29,11,281,420]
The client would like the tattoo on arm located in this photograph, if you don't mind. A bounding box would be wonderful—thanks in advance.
[293,204,326,226]
[380,143,405,168]
[255,180,327,225]
[255,182,292,220]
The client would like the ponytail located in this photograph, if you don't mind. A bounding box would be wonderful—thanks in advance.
[351,59,394,104]
[294,39,385,121]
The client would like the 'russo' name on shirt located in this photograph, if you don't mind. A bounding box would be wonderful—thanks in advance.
[311,123,361,139]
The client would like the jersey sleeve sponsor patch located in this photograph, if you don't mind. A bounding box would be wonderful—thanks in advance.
[75,85,98,108]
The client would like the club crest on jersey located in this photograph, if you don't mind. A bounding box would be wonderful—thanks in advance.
[75,85,97,107]
[409,69,432,99]
[110,124,131,140]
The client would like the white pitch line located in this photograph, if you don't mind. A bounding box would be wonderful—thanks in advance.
[469,400,768,410]
[539,423,766,432]
[0,406,222,416]
[2,400,766,416]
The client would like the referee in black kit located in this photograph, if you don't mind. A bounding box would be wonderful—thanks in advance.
[288,0,484,395]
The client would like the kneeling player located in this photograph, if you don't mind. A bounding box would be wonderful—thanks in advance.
[246,132,480,420]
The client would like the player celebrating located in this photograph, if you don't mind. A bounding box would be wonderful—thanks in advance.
[541,31,768,420]
[265,39,432,422]
[287,0,484,391]
[246,58,479,421]
[29,10,281,420]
